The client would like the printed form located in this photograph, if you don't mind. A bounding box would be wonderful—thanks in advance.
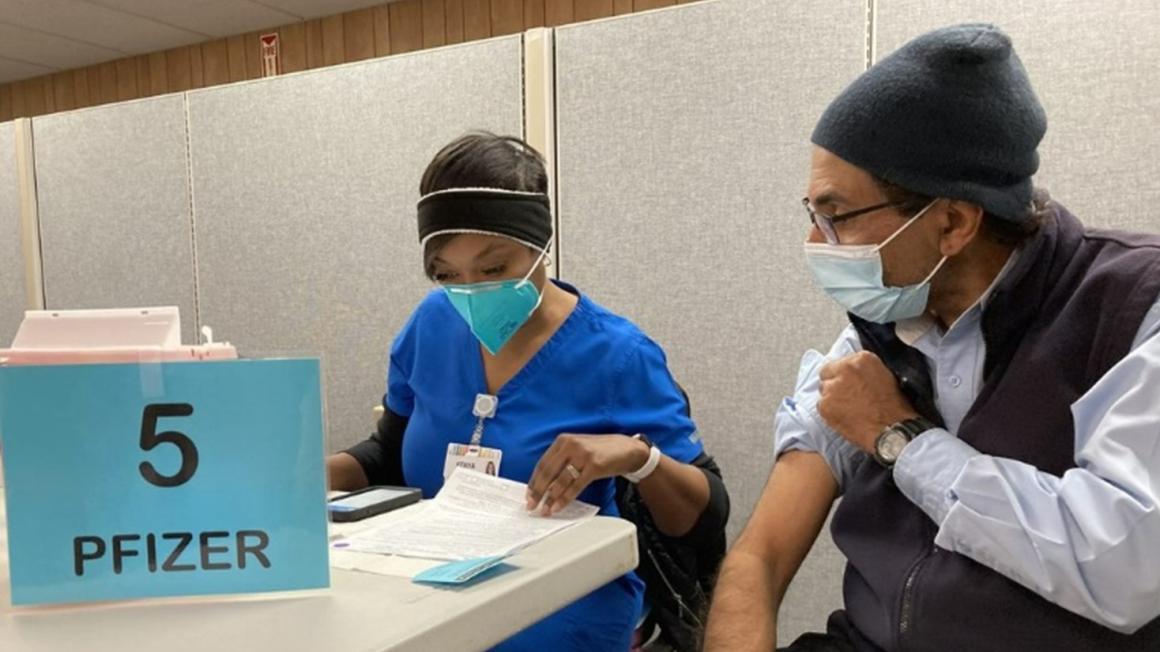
[340,469,599,561]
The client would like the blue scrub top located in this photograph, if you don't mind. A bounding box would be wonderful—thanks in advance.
[386,280,704,651]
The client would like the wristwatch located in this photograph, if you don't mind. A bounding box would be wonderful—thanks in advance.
[623,434,662,484]
[873,417,936,467]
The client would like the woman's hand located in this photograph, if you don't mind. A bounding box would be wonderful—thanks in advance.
[525,434,650,516]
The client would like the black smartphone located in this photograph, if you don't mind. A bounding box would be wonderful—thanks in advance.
[327,485,422,522]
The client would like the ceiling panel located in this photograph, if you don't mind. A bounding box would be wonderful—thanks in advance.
[0,56,55,81]
[0,0,206,54]
[251,0,385,19]
[85,0,299,38]
[0,23,123,70]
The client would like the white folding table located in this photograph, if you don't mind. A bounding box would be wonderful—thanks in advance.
[0,477,638,652]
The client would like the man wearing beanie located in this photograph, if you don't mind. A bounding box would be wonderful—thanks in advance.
[705,24,1160,652]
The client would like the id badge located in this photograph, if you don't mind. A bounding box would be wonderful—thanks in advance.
[443,443,503,479]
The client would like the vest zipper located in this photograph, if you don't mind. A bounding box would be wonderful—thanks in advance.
[645,547,704,631]
[898,547,938,644]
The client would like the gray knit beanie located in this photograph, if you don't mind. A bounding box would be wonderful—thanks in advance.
[811,23,1047,221]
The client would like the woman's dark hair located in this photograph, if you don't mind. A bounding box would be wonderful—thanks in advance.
[873,177,1050,247]
[420,131,548,195]
[420,132,549,278]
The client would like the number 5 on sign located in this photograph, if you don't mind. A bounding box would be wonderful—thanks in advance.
[0,358,330,606]
[139,403,198,488]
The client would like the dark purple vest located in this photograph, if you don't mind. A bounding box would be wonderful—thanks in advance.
[833,204,1160,651]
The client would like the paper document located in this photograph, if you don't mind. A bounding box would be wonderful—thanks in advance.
[340,469,599,560]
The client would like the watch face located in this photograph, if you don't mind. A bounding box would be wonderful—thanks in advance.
[877,430,909,462]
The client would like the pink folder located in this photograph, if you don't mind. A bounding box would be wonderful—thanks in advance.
[0,307,237,366]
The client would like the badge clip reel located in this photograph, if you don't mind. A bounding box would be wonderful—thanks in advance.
[469,393,498,448]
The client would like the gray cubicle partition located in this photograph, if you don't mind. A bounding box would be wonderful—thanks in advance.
[554,0,865,643]
[1,122,24,344]
[876,1,1160,232]
[187,36,524,453]
[31,96,199,344]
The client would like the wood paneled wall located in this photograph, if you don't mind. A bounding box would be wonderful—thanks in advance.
[0,0,698,122]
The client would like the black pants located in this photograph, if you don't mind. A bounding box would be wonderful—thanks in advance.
[778,611,875,652]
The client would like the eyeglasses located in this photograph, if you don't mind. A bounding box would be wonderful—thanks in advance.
[802,197,900,244]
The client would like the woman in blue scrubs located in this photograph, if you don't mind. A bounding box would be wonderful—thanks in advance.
[328,133,728,651]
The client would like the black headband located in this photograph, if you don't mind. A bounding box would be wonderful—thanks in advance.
[416,189,553,250]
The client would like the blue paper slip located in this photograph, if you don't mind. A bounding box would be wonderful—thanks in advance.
[413,556,509,585]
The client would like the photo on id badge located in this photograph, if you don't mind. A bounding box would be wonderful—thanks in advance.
[443,443,503,478]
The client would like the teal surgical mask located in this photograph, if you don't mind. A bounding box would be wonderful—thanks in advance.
[442,247,548,354]
[803,200,947,324]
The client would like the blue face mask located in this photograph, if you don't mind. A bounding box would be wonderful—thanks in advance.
[803,200,947,324]
[442,248,548,355]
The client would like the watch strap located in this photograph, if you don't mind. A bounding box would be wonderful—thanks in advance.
[896,416,937,439]
[624,434,661,484]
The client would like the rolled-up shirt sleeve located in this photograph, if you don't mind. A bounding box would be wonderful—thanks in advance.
[774,325,867,493]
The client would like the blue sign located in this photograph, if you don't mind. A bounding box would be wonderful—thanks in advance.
[0,359,330,605]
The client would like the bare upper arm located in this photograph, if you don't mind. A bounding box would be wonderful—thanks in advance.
[326,452,369,492]
[732,450,839,602]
